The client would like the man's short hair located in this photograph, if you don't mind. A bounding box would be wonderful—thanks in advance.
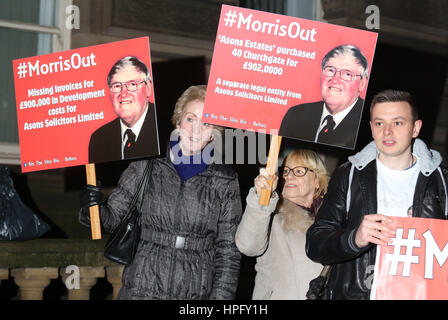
[107,56,151,86]
[370,89,419,121]
[321,44,369,78]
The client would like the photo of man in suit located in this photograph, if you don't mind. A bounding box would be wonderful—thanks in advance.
[88,56,160,163]
[279,45,369,149]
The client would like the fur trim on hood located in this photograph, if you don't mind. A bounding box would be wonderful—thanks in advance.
[275,198,315,234]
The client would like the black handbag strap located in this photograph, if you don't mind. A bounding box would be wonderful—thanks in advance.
[127,160,152,216]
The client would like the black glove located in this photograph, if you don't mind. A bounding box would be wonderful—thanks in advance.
[79,184,104,227]
[80,184,103,209]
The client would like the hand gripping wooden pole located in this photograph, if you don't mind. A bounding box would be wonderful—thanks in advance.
[259,135,282,206]
[85,163,102,240]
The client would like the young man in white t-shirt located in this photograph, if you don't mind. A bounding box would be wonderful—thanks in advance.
[306,89,448,300]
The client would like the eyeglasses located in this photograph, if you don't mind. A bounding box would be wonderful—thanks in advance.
[110,80,146,93]
[323,66,362,82]
[282,166,313,178]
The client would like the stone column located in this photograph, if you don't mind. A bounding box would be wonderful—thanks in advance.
[106,266,124,300]
[0,268,9,285]
[11,267,59,300]
[60,266,105,300]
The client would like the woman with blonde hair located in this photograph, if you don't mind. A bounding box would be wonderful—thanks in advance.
[236,149,330,299]
[81,85,242,299]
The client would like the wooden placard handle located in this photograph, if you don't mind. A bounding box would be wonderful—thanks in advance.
[85,163,102,240]
[259,135,282,206]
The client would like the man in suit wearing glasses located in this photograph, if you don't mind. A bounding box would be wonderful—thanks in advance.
[279,45,369,149]
[88,56,159,164]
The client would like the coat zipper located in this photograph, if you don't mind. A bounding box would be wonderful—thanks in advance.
[167,180,185,296]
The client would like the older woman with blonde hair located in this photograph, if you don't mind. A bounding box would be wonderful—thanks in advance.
[236,149,330,299]
[81,85,242,300]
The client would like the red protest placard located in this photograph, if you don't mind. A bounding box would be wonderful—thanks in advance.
[203,5,378,149]
[375,217,448,300]
[13,37,160,173]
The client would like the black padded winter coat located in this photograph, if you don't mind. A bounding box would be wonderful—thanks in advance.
[100,157,242,300]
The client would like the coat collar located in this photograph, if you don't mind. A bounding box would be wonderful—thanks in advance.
[157,140,236,181]
[348,138,442,176]
[276,198,315,234]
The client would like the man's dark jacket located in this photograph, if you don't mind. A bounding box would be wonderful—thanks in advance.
[88,102,159,164]
[306,139,448,299]
[279,98,364,149]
